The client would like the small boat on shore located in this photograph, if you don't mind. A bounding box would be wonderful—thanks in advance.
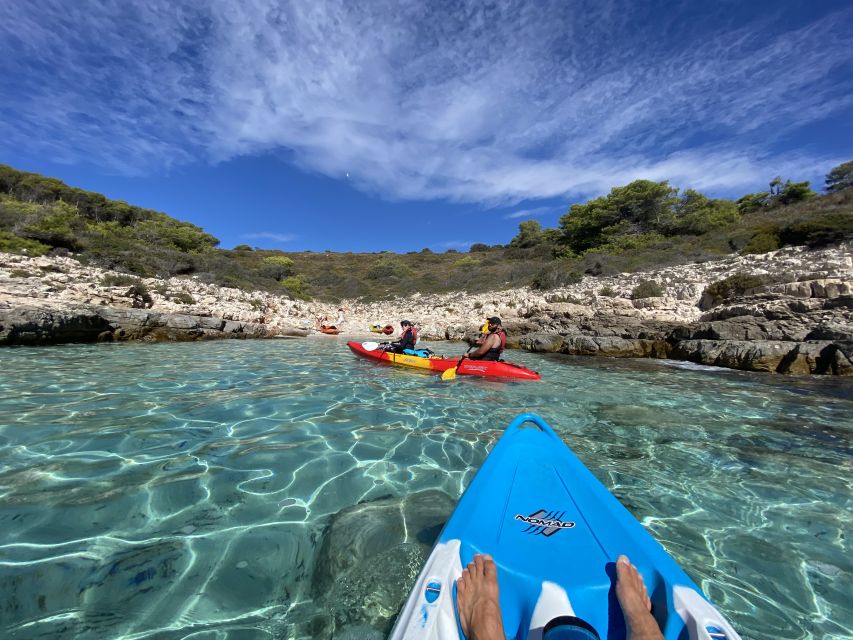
[347,340,540,380]
[318,325,341,335]
[390,413,741,640]
[369,324,395,335]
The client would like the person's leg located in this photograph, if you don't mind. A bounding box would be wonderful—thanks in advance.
[456,554,505,640]
[615,556,663,640]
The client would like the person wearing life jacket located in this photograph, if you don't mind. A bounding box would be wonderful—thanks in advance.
[468,316,506,361]
[386,320,418,353]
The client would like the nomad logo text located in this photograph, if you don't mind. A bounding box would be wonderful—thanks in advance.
[515,510,575,537]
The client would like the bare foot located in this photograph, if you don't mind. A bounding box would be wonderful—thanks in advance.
[456,554,505,640]
[615,555,663,640]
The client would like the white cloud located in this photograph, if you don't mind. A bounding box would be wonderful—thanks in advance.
[437,240,474,250]
[1,1,851,201]
[504,207,555,220]
[242,232,297,243]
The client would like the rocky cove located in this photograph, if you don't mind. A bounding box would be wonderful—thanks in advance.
[1,243,851,375]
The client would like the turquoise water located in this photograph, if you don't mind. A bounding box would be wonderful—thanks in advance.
[1,338,851,640]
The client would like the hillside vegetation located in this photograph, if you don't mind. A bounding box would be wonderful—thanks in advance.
[0,163,851,301]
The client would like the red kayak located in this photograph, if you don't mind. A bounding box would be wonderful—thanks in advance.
[347,341,540,381]
[319,325,341,335]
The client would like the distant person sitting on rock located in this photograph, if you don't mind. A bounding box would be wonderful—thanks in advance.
[468,317,505,361]
[456,554,663,640]
[385,320,418,353]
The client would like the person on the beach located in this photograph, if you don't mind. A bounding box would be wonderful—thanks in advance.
[456,554,663,640]
[385,320,418,353]
[467,317,506,361]
[335,308,345,328]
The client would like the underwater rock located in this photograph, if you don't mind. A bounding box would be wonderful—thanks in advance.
[310,489,455,637]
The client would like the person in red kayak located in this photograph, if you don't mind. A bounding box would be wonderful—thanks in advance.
[468,317,506,361]
[384,320,418,353]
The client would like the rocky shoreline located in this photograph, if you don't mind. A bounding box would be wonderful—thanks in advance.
[2,244,851,375]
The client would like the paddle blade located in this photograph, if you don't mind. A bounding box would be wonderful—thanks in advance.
[362,341,380,351]
[441,367,457,381]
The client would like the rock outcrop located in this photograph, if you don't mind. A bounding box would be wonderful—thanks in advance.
[2,243,852,375]
[0,305,293,345]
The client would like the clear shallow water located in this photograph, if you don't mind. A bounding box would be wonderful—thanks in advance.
[0,339,850,640]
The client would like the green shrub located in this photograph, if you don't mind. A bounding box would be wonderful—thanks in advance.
[367,257,413,280]
[531,264,583,290]
[136,216,219,253]
[469,243,491,252]
[742,226,781,254]
[599,285,617,297]
[452,256,480,268]
[588,232,667,255]
[282,275,311,300]
[631,280,664,299]
[10,269,33,278]
[704,273,765,305]
[233,244,253,251]
[101,273,139,287]
[261,255,295,280]
[19,202,84,250]
[0,230,50,255]
[170,291,195,305]
[780,214,853,248]
[126,282,153,308]
[736,192,771,214]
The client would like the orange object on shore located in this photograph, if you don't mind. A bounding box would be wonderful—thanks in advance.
[319,325,341,335]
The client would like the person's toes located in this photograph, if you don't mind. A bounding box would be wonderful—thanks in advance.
[457,572,468,594]
[473,554,485,577]
[483,554,497,579]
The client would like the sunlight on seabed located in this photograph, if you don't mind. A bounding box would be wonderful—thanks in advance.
[0,339,850,640]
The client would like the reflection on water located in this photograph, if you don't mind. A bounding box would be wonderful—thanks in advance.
[1,339,851,639]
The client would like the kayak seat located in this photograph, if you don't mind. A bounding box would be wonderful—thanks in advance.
[403,348,433,358]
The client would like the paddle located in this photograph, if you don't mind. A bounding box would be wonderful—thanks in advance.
[441,346,474,381]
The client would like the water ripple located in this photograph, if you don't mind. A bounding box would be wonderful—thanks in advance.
[1,340,851,639]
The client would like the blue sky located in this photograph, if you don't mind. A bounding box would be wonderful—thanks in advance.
[1,1,851,253]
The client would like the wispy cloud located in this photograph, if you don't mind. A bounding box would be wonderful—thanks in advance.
[437,240,474,250]
[1,1,851,202]
[242,232,297,243]
[504,206,555,220]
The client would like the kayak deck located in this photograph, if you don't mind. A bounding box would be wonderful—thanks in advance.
[389,413,741,640]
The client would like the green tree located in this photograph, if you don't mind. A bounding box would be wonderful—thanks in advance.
[825,161,853,193]
[769,176,784,196]
[261,255,294,280]
[559,180,678,253]
[736,191,771,214]
[671,189,739,234]
[282,274,311,300]
[510,220,544,248]
[775,180,816,205]
[19,201,84,250]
